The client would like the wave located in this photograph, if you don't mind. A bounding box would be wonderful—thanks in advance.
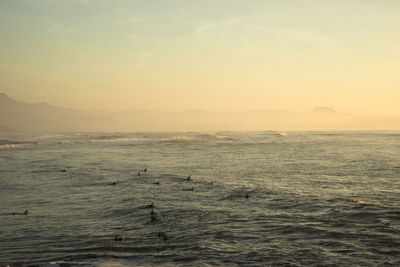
[0,132,237,149]
[276,131,288,136]
[159,136,197,144]
[0,139,38,149]
[328,197,383,207]
[87,137,151,144]
[216,136,234,141]
[159,134,235,144]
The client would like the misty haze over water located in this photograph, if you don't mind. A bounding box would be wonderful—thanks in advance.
[2,93,400,134]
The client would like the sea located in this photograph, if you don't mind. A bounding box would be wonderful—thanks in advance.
[0,131,399,267]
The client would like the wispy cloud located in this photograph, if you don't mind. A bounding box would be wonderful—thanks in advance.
[263,25,342,48]
[41,16,75,36]
[194,17,247,33]
[193,16,341,49]
[139,52,153,57]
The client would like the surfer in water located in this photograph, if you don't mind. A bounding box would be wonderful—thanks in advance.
[10,210,28,215]
[158,231,168,241]
[147,203,155,209]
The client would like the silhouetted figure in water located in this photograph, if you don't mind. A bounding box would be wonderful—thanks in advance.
[108,182,117,186]
[147,203,155,209]
[245,193,250,199]
[144,168,147,172]
[138,172,141,176]
[158,231,168,241]
[186,176,191,181]
[162,212,165,217]
[158,231,165,237]
[151,213,158,221]
[114,235,123,241]
[61,169,67,172]
[150,209,156,215]
[11,210,28,215]
[153,181,160,185]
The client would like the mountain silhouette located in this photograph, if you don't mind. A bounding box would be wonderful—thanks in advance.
[1,93,400,133]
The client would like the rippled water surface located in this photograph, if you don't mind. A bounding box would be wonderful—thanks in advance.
[1,132,400,266]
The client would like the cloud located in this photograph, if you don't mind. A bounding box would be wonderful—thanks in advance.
[194,17,247,33]
[263,25,342,48]
[41,16,75,36]
[126,15,149,24]
[193,16,342,50]
[139,52,153,57]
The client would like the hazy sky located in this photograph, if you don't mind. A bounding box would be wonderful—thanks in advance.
[1,0,399,115]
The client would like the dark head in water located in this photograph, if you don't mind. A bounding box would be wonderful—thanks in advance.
[158,231,168,241]
[24,210,28,215]
[138,172,141,176]
[153,181,160,185]
[186,175,191,181]
[151,213,158,221]
[245,194,250,199]
[158,231,165,237]
[147,203,155,209]
[61,169,67,172]
[144,168,147,172]
[114,235,123,241]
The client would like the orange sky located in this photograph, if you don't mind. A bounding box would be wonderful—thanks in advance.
[1,0,400,115]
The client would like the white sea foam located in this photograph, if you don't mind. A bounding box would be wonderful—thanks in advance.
[87,137,151,144]
[159,136,196,143]
[0,139,38,149]
[216,135,234,141]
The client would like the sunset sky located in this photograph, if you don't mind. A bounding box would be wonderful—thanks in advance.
[1,0,399,115]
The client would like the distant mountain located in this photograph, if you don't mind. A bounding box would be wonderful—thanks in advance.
[312,106,338,113]
[1,93,400,134]
[0,93,113,133]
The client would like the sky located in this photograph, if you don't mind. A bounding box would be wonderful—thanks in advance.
[0,0,400,115]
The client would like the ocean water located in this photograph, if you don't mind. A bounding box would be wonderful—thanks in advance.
[1,131,399,267]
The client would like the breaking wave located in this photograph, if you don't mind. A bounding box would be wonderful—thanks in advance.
[159,136,196,144]
[0,132,236,149]
[216,136,234,141]
[0,139,38,149]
